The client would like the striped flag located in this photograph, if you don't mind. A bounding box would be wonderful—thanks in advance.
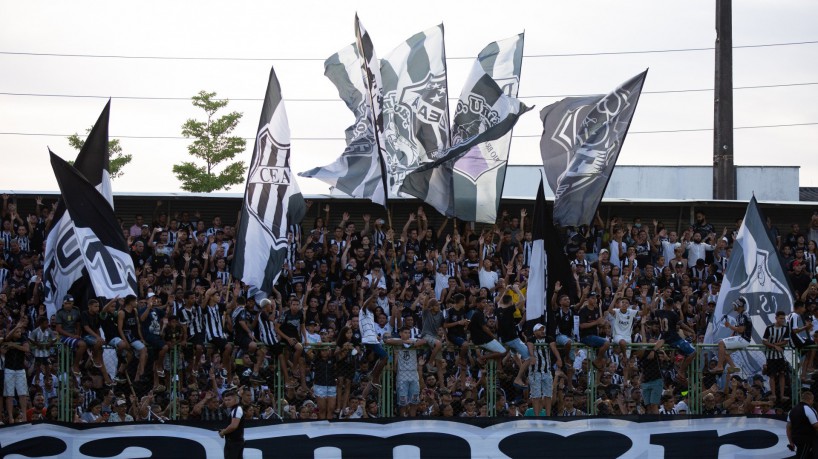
[399,48,531,216]
[43,100,114,317]
[48,152,137,301]
[540,70,647,227]
[527,177,573,322]
[232,66,307,298]
[380,24,450,196]
[451,34,524,223]
[298,44,386,204]
[705,196,794,374]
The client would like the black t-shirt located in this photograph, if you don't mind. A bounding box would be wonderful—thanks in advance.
[121,308,141,342]
[639,349,663,383]
[655,309,682,342]
[468,310,493,345]
[5,336,26,370]
[278,309,303,339]
[100,311,119,343]
[552,307,575,337]
[225,406,245,442]
[736,312,753,342]
[496,304,519,342]
[578,306,601,339]
[445,307,467,339]
[81,311,101,336]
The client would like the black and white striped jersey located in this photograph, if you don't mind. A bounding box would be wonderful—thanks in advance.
[180,304,204,338]
[203,304,226,341]
[529,337,553,373]
[763,324,790,360]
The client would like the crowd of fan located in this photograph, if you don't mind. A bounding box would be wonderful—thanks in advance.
[2,194,818,424]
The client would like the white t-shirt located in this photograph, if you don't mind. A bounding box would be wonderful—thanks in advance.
[359,308,379,344]
[434,272,449,300]
[478,268,499,290]
[661,241,681,267]
[611,308,638,338]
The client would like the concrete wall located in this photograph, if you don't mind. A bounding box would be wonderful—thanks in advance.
[502,165,800,202]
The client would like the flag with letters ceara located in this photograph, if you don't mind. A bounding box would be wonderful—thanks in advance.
[231,66,307,298]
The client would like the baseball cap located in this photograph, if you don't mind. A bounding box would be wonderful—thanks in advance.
[533,323,545,332]
[675,261,684,267]
[588,291,599,297]
[141,224,149,228]
[733,296,748,309]
[599,249,609,254]
[146,292,156,299]
[115,399,127,407]
[63,294,74,302]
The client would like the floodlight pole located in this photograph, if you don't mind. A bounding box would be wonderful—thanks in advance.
[713,0,736,200]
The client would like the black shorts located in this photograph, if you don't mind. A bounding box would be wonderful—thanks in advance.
[189,334,205,346]
[235,335,253,353]
[210,337,230,353]
[264,342,285,357]
[767,358,788,376]
[793,335,814,350]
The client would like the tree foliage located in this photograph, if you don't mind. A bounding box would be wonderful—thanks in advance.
[173,91,247,192]
[67,131,131,180]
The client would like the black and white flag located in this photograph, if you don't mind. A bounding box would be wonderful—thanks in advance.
[48,152,136,301]
[43,101,114,317]
[399,53,531,215]
[232,67,307,298]
[380,24,450,196]
[451,34,524,223]
[540,70,647,227]
[705,196,794,373]
[298,44,386,205]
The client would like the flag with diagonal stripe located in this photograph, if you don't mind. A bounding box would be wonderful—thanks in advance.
[43,100,114,318]
[399,44,531,216]
[49,151,137,302]
[540,70,647,227]
[298,44,386,205]
[232,66,307,298]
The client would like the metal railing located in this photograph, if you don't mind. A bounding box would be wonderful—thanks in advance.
[54,339,810,420]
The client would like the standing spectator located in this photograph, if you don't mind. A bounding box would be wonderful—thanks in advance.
[789,301,814,382]
[526,323,560,416]
[762,311,791,402]
[3,325,29,423]
[654,290,696,380]
[360,290,387,393]
[218,387,245,459]
[444,293,470,364]
[386,327,426,417]
[786,389,818,457]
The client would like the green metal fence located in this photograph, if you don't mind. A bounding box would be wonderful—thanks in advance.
[57,340,812,420]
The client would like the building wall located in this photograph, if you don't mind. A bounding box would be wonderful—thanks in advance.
[502,165,800,201]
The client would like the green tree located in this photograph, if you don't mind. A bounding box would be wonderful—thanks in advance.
[67,131,131,180]
[173,91,247,192]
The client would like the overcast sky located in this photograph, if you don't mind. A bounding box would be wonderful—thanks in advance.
[1,0,817,196]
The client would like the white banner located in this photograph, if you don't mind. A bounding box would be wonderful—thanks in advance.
[0,417,789,458]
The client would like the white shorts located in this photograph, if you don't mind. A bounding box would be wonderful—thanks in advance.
[721,336,750,351]
[613,334,632,344]
[4,368,27,397]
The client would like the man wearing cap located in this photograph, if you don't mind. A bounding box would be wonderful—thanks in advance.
[109,398,134,422]
[526,323,561,416]
[218,388,245,459]
[55,294,88,377]
[786,389,818,457]
[712,296,752,374]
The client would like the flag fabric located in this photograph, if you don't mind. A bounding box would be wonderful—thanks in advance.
[526,180,548,321]
[43,100,114,317]
[451,33,524,223]
[540,70,647,227]
[298,44,386,204]
[380,24,449,196]
[705,196,794,374]
[399,56,531,216]
[353,15,389,207]
[48,152,136,301]
[231,66,307,298]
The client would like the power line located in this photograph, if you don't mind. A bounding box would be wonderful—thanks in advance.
[0,81,815,103]
[0,40,816,62]
[0,122,815,141]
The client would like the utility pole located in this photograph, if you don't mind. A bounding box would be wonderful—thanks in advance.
[714,0,736,200]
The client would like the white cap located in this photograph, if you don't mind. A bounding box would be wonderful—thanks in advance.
[533,323,545,332]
